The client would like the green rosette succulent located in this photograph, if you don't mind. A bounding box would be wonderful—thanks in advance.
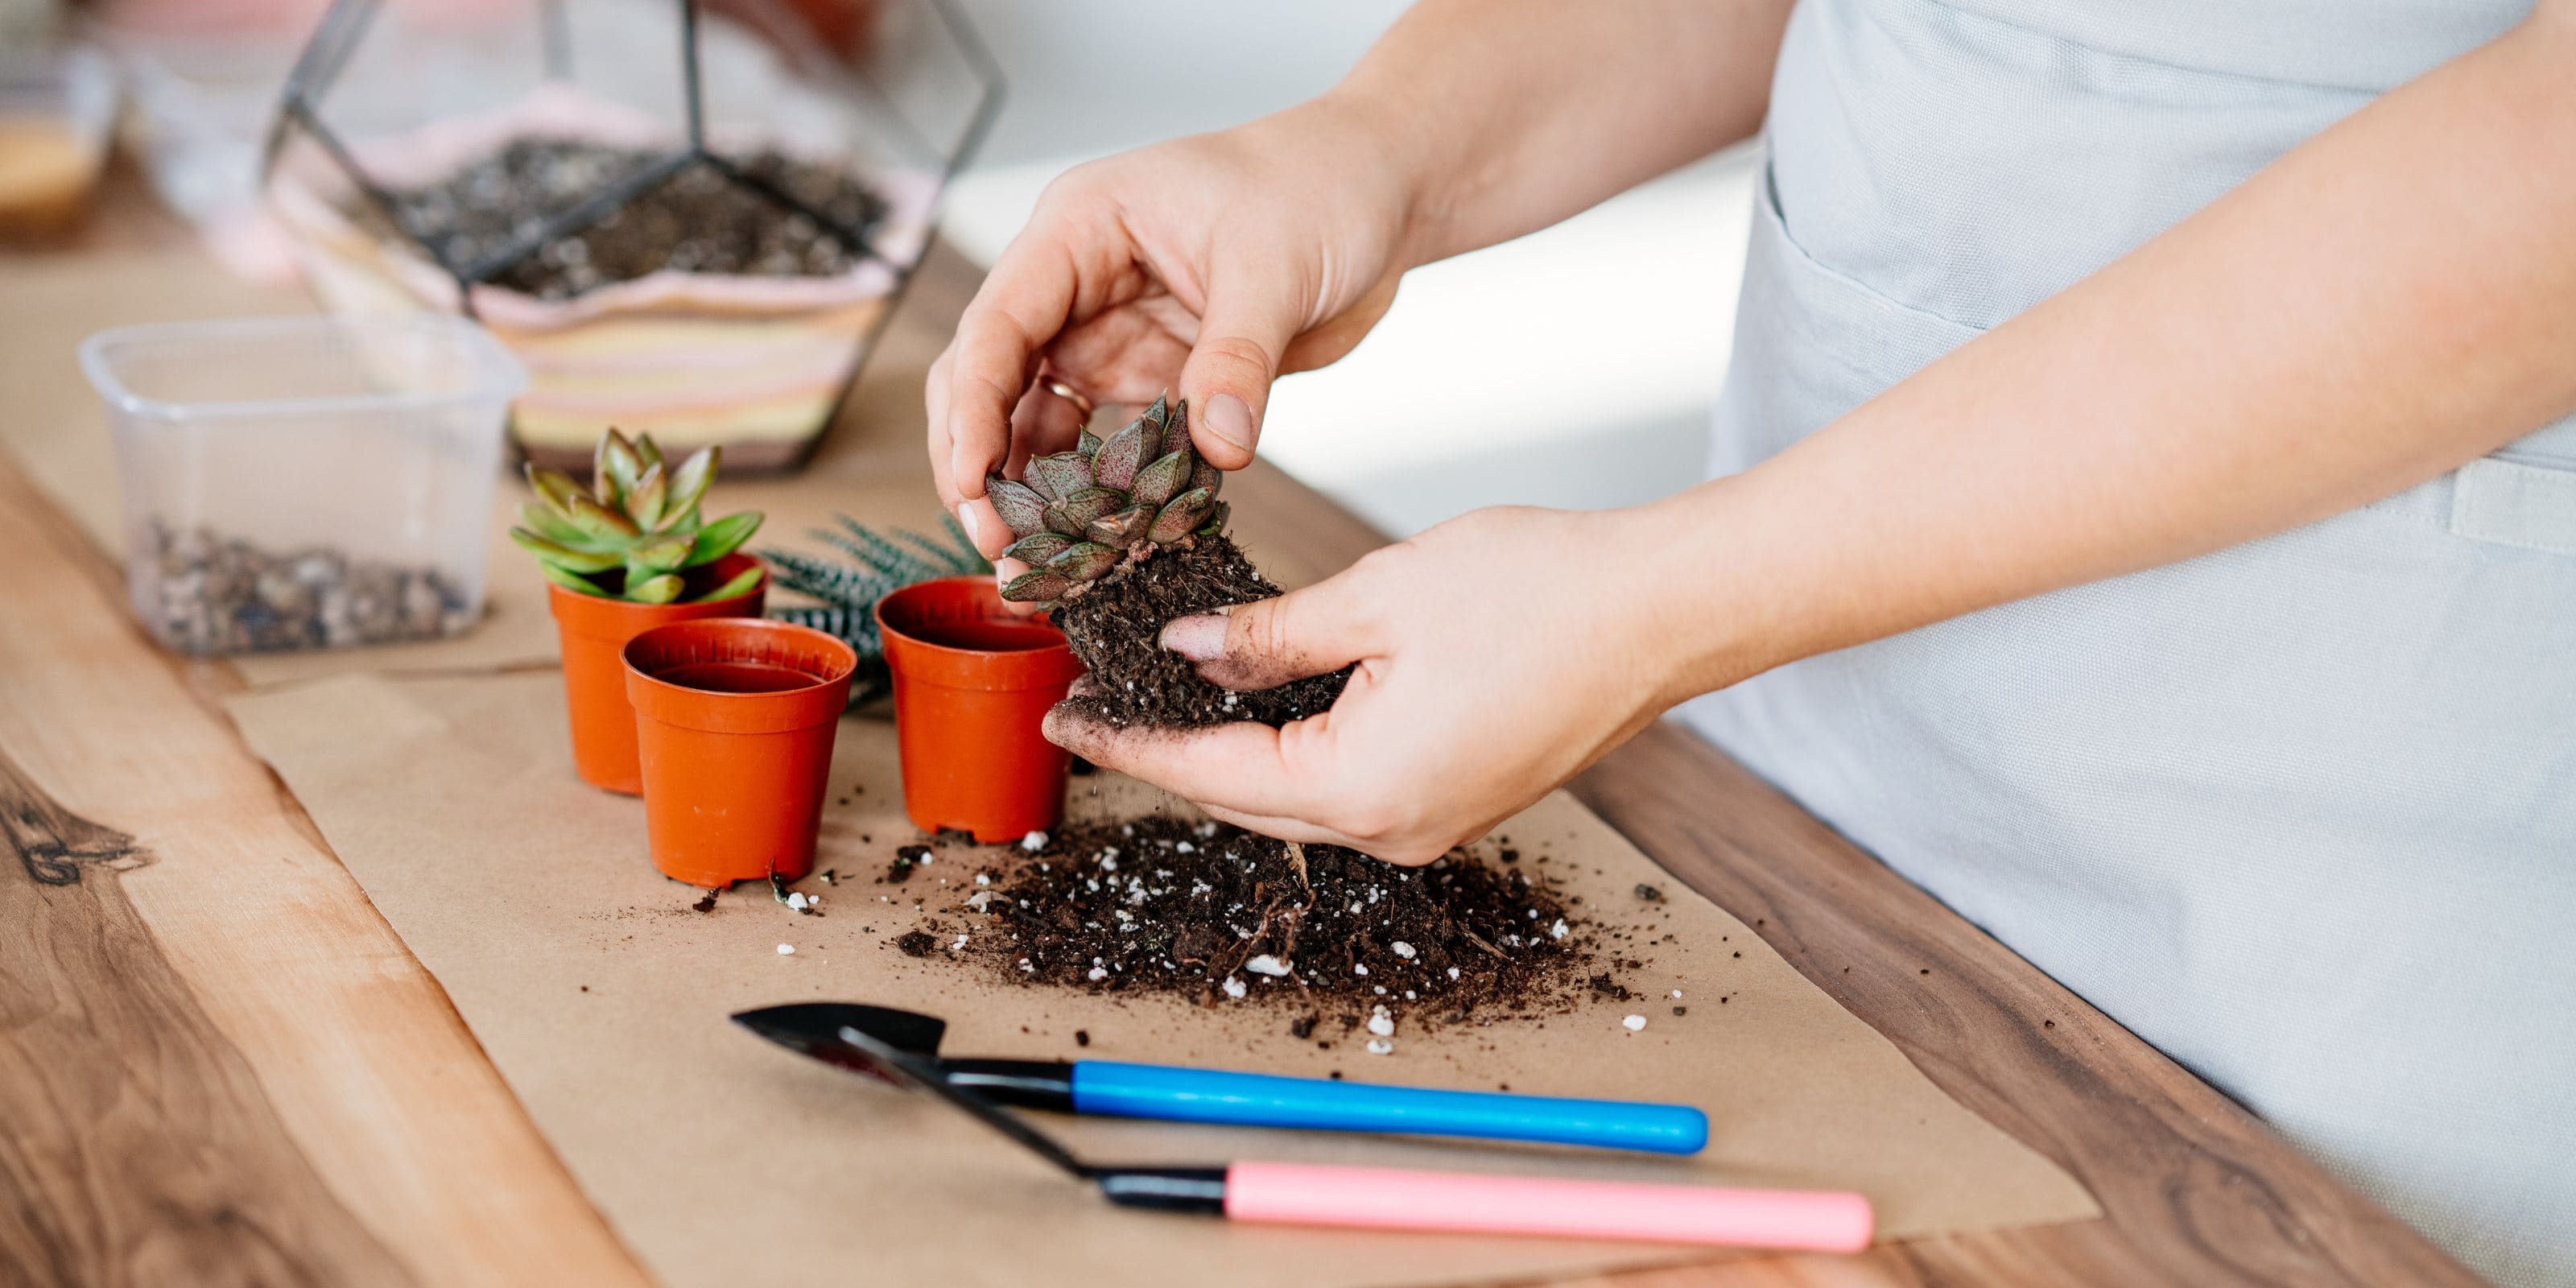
[989,394,1227,606]
[510,427,766,604]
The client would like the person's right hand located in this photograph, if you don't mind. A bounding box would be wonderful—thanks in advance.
[928,98,1417,592]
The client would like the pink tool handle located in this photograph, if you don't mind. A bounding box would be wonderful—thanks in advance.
[1224,1162,1873,1252]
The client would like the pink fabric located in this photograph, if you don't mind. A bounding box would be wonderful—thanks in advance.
[1223,1162,1873,1252]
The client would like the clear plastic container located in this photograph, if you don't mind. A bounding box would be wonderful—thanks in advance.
[79,316,527,657]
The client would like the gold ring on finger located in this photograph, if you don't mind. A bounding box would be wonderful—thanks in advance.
[1040,378,1096,421]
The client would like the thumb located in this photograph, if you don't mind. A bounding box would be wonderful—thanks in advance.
[1178,282,1302,469]
[1161,580,1371,693]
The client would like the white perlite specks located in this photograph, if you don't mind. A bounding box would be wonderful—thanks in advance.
[1222,976,1249,999]
[1623,1014,1647,1032]
[1367,1005,1396,1038]
[1550,918,1568,940]
[1390,941,1417,960]
[776,943,795,956]
[1244,955,1293,977]
[1364,1038,1393,1055]
[1020,831,1047,851]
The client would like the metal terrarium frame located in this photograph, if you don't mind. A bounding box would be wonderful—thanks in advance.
[264,0,1003,439]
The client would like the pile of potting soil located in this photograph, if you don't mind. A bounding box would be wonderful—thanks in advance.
[378,138,890,300]
[906,815,1618,1044]
[1051,534,1350,729]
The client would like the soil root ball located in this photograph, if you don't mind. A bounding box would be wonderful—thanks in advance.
[1051,535,1349,729]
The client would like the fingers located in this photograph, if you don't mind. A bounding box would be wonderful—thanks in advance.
[1044,708,1447,866]
[1006,377,1091,475]
[938,234,1084,508]
[1279,269,1402,376]
[1176,268,1307,469]
[928,354,1004,559]
[1044,307,1193,404]
[1159,576,1375,692]
[926,349,958,506]
[1192,802,1368,851]
[1043,702,1329,822]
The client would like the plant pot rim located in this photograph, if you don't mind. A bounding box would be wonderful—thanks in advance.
[875,575,1085,692]
[624,617,857,735]
[547,552,767,639]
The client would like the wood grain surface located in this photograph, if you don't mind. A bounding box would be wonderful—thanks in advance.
[0,747,412,1288]
[0,453,650,1288]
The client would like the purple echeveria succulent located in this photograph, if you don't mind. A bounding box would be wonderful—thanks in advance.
[992,394,1228,605]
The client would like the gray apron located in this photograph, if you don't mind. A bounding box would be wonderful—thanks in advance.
[1680,2,2576,1284]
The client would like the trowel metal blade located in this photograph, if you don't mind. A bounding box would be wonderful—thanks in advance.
[732,1001,949,1084]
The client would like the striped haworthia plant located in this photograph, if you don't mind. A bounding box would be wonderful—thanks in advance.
[760,511,990,706]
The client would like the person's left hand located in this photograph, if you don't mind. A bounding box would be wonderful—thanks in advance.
[1042,504,1707,865]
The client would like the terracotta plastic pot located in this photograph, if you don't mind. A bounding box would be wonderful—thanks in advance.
[875,576,1087,843]
[622,618,857,888]
[547,553,766,795]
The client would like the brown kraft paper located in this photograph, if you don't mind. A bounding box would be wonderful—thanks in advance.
[224,670,2098,1288]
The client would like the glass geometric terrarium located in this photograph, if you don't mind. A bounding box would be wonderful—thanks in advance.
[261,0,1001,473]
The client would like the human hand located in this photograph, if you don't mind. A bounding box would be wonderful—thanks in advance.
[1040,505,1721,865]
[927,98,1417,597]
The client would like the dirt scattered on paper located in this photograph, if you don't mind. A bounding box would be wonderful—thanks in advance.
[904,815,1620,1038]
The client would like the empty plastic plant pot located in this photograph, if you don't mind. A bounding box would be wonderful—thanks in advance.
[551,554,766,795]
[623,618,856,888]
[876,576,1086,842]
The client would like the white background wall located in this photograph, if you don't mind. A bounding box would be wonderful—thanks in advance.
[939,1,1757,538]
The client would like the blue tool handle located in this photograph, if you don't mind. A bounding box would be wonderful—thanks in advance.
[1069,1060,1707,1154]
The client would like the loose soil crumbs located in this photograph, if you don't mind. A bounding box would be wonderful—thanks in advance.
[913,815,1614,1034]
[885,845,930,884]
[1051,535,1349,729]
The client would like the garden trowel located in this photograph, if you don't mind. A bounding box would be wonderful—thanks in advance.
[730,1000,1872,1249]
[733,1000,1708,1154]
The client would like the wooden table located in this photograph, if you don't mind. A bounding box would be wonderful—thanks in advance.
[0,207,2474,1287]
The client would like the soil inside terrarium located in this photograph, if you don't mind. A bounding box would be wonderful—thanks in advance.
[377,138,890,301]
[914,815,1610,1038]
[1050,534,1350,729]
